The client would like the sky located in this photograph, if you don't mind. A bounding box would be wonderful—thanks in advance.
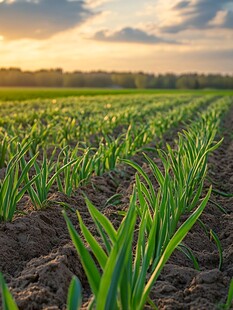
[0,0,232,73]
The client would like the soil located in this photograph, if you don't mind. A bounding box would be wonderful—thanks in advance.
[0,107,233,310]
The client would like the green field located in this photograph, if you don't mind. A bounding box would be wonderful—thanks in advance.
[0,87,233,101]
[0,93,233,309]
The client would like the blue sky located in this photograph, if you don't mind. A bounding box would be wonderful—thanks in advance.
[0,0,232,73]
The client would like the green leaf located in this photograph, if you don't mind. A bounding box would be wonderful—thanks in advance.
[210,230,223,271]
[140,187,212,309]
[85,197,117,245]
[212,189,233,198]
[224,278,233,310]
[0,273,19,310]
[67,276,82,310]
[178,243,200,270]
[96,195,137,310]
[77,211,107,270]
[63,211,101,296]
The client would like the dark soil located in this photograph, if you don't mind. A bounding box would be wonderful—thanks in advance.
[0,108,232,310]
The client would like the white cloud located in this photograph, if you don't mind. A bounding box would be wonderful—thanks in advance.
[85,0,113,9]
[92,27,179,44]
[208,10,228,27]
[158,0,233,33]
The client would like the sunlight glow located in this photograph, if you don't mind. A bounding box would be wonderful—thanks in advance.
[0,0,232,73]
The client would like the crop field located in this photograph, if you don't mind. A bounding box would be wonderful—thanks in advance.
[0,87,233,102]
[0,92,233,310]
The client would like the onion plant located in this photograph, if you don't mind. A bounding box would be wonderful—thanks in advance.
[21,151,76,209]
[0,143,38,221]
[56,147,96,195]
[0,135,17,168]
[63,186,211,309]
[0,135,8,168]
[94,135,123,175]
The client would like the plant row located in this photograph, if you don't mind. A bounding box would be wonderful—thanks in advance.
[0,96,221,221]
[0,95,212,157]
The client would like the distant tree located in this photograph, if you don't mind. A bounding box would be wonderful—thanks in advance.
[134,73,150,89]
[84,72,112,87]
[176,74,199,89]
[163,74,177,89]
[63,72,85,87]
[112,73,136,88]
[0,68,232,89]
[34,69,63,87]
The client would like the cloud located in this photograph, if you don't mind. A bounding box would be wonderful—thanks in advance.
[223,11,233,28]
[173,1,190,10]
[85,0,112,9]
[162,0,233,33]
[194,48,233,60]
[93,27,179,44]
[0,0,95,40]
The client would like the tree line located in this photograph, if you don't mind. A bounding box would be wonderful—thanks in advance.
[0,68,232,89]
